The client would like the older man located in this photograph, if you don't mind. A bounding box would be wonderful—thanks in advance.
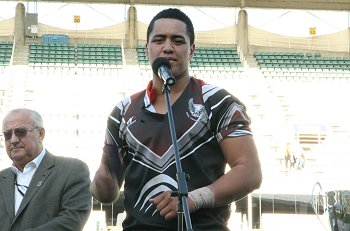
[0,108,92,231]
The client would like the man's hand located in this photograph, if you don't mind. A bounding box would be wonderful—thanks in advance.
[149,191,194,220]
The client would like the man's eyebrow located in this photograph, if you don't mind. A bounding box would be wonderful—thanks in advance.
[152,34,164,37]
[172,34,186,39]
[151,33,185,38]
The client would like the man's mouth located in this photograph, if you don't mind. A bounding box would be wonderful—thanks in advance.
[11,147,22,152]
[164,57,176,62]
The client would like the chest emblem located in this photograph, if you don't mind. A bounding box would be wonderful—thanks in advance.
[186,98,205,121]
[126,116,136,126]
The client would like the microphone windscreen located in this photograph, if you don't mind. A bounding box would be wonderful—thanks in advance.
[152,57,171,75]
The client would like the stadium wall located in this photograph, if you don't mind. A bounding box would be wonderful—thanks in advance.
[0,18,14,37]
[249,26,350,54]
[38,22,127,40]
[1,15,349,55]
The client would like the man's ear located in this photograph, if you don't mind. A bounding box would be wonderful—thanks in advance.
[145,43,149,58]
[39,128,45,141]
[189,44,196,59]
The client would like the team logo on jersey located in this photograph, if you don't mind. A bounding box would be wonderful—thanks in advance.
[126,116,136,126]
[186,98,205,121]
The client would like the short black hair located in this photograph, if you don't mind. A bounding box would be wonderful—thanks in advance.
[146,8,195,45]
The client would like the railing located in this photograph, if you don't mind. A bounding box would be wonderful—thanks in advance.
[37,23,127,40]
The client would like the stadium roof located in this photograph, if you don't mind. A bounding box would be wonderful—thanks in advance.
[5,0,350,11]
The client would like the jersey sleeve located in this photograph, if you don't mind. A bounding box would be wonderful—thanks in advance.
[204,86,252,143]
[102,97,130,175]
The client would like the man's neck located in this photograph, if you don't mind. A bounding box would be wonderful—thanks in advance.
[152,76,191,114]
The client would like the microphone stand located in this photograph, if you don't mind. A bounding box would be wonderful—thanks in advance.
[162,83,193,231]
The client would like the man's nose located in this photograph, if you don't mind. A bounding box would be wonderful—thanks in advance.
[163,39,174,53]
[10,131,20,142]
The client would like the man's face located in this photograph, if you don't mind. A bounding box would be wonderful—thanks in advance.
[2,111,44,170]
[146,18,195,79]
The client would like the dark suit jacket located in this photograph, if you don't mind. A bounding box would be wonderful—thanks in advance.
[0,151,92,231]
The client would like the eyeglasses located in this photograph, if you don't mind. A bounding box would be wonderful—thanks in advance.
[15,175,28,197]
[2,127,38,141]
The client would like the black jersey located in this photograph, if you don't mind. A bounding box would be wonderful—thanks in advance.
[104,77,252,230]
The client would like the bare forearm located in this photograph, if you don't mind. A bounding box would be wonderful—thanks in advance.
[208,164,262,207]
[92,144,124,204]
[91,165,120,204]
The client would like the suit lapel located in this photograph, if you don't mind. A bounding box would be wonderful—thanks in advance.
[0,169,16,222]
[15,152,55,218]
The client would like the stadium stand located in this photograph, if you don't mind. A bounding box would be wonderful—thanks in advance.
[255,51,350,70]
[0,41,13,65]
[191,46,241,67]
[29,42,75,66]
[2,38,350,230]
[76,44,123,66]
[136,45,148,65]
[28,42,123,68]
[255,51,350,81]
[1,2,350,230]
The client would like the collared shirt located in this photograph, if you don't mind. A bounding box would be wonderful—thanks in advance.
[10,148,46,214]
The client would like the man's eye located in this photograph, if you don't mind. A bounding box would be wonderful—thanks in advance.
[152,38,164,43]
[174,38,185,44]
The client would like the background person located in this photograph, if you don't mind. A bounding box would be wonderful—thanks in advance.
[284,142,294,172]
[91,8,262,230]
[292,140,305,170]
[0,108,92,231]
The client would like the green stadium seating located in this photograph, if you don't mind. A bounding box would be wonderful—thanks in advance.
[28,42,123,67]
[0,41,13,65]
[29,42,75,65]
[136,46,149,65]
[191,46,241,68]
[76,44,123,66]
[255,51,350,70]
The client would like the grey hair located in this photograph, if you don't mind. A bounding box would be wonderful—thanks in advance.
[28,109,44,128]
[3,108,44,128]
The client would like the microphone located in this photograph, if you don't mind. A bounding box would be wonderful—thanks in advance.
[152,57,176,86]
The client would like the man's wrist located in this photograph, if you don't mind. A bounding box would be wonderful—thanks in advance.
[188,186,215,211]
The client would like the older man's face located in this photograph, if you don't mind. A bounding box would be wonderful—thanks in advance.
[2,111,44,170]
